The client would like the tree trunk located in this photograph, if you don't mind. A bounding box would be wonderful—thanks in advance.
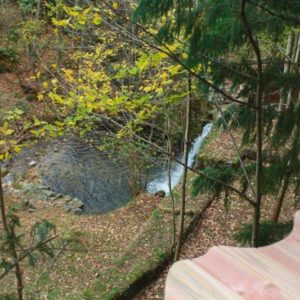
[287,32,300,107]
[240,0,264,247]
[174,76,191,261]
[272,104,300,222]
[0,168,23,300]
[56,8,63,69]
[271,172,292,222]
[35,0,42,19]
[279,32,294,111]
[167,117,176,252]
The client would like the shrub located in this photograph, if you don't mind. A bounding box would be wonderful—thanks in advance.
[234,220,293,247]
[0,47,18,63]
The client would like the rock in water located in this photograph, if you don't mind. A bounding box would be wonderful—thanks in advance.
[155,190,166,198]
[29,160,37,167]
[64,197,84,213]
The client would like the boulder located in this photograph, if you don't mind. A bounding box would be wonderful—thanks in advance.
[72,208,84,215]
[155,190,166,198]
[29,160,37,167]
[64,197,84,213]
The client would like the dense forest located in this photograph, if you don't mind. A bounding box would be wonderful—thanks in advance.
[0,0,300,299]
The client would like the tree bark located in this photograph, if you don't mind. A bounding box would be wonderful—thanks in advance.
[271,105,300,222]
[35,0,43,19]
[166,117,176,252]
[0,168,23,300]
[287,32,300,107]
[174,75,191,261]
[271,172,292,222]
[279,32,294,111]
[241,0,264,247]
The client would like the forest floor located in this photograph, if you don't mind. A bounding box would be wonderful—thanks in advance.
[1,188,164,299]
[1,105,299,300]
[1,71,299,299]
[1,123,299,299]
[135,126,299,299]
[136,184,298,300]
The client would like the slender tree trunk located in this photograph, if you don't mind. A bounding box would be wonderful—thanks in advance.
[0,168,23,300]
[253,82,263,247]
[272,107,300,222]
[35,0,42,19]
[241,0,264,247]
[279,32,294,111]
[287,32,300,107]
[56,7,63,69]
[174,76,191,261]
[271,172,292,222]
[166,117,176,251]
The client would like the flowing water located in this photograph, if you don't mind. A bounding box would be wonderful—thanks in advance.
[6,123,212,214]
[147,123,213,194]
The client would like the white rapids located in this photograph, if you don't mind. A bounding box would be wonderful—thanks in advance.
[147,123,213,194]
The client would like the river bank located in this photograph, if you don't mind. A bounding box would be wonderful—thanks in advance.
[1,123,299,299]
[0,118,213,299]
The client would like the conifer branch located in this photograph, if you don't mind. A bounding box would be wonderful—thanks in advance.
[247,0,300,26]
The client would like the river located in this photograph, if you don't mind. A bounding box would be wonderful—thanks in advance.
[4,123,213,214]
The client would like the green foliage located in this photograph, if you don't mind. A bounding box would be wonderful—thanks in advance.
[154,248,168,261]
[234,220,293,247]
[0,259,13,273]
[273,103,300,147]
[0,47,18,63]
[0,207,57,277]
[192,167,234,197]
[7,27,21,43]
[134,0,295,93]
[17,0,35,14]
[31,220,56,243]
[82,288,95,300]
[217,103,300,175]
[151,209,161,219]
[0,294,17,300]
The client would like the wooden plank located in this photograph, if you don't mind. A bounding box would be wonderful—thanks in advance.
[165,210,300,299]
[195,247,290,300]
[165,260,243,300]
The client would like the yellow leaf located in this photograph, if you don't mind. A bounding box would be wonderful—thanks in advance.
[182,53,188,59]
[155,87,163,94]
[14,145,21,153]
[63,69,74,81]
[3,129,14,135]
[52,18,70,27]
[93,13,101,25]
[143,86,152,92]
[82,8,91,15]
[33,116,41,126]
[37,93,44,101]
[112,2,119,9]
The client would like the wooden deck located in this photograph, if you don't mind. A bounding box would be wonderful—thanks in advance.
[165,211,300,299]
